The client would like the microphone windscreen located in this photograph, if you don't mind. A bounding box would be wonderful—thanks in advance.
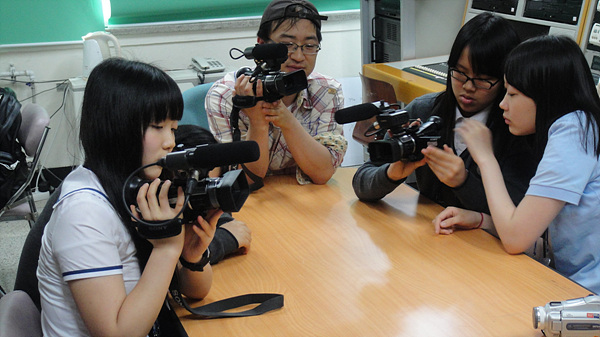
[246,43,288,60]
[162,141,260,170]
[334,103,381,124]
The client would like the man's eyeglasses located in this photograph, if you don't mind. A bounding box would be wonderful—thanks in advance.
[280,42,321,55]
[449,68,500,90]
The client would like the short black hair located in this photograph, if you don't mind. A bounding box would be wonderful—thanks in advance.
[257,2,325,42]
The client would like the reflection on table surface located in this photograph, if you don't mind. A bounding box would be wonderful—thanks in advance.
[176,167,589,337]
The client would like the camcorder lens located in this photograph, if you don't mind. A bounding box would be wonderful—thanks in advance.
[532,306,542,329]
[279,70,308,96]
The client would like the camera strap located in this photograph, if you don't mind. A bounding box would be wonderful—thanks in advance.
[169,271,284,318]
[229,105,264,191]
[230,106,242,143]
[541,229,555,268]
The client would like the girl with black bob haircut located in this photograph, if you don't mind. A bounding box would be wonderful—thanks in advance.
[504,36,600,157]
[353,12,537,216]
[37,58,220,336]
[436,35,600,293]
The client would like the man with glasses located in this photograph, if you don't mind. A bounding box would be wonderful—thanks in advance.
[206,0,347,188]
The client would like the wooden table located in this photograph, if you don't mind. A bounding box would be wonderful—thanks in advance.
[177,168,590,337]
[362,57,447,105]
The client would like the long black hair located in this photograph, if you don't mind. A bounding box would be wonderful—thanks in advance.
[504,35,600,157]
[432,12,521,158]
[80,58,183,267]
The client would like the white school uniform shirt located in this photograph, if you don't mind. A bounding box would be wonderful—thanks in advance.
[454,105,490,156]
[526,111,600,294]
[37,166,141,337]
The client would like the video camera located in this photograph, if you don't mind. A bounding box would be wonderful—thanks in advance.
[231,43,308,108]
[335,101,443,162]
[122,141,260,239]
[533,295,600,337]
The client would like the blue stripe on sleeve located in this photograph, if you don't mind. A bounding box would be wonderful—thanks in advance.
[63,265,123,277]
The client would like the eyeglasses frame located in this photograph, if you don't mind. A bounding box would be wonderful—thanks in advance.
[268,40,321,55]
[449,68,500,90]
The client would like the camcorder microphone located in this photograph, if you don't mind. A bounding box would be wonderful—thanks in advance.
[334,102,382,124]
[124,141,260,239]
[243,43,288,63]
[158,141,260,170]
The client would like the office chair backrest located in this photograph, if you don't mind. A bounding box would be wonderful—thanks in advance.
[14,185,61,310]
[18,104,50,157]
[360,73,398,104]
[0,103,50,219]
[0,290,42,337]
[0,88,23,157]
[180,82,213,129]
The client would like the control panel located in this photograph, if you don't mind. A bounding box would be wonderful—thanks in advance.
[471,0,519,15]
[582,0,600,83]
[464,0,591,43]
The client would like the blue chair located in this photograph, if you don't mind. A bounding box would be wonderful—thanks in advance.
[180,82,213,129]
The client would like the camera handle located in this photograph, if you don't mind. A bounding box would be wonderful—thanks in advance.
[121,162,194,239]
[232,94,258,109]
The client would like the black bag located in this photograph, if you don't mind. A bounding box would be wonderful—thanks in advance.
[0,88,28,209]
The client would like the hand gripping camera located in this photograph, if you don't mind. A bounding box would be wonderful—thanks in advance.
[122,141,260,239]
[230,43,308,108]
[335,101,443,162]
[533,295,600,337]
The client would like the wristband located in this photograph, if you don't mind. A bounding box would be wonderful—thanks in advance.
[474,212,484,229]
[179,248,210,272]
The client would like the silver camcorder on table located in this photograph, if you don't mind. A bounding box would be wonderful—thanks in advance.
[533,295,600,336]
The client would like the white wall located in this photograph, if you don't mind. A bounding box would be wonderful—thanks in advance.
[1,12,361,119]
[0,12,362,169]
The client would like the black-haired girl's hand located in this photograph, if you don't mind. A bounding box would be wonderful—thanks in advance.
[130,178,186,250]
[422,145,467,188]
[181,209,222,264]
[130,178,185,221]
[455,119,494,167]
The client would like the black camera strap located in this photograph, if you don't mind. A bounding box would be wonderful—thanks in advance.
[229,105,264,191]
[230,105,242,143]
[169,270,283,318]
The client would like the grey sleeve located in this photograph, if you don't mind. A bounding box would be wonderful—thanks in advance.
[352,162,404,202]
[403,92,440,121]
[208,212,239,265]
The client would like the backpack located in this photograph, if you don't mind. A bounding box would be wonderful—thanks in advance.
[0,88,28,209]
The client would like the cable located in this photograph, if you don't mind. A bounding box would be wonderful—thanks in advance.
[50,80,69,119]
[10,79,68,103]
[1,78,69,103]
[0,77,69,84]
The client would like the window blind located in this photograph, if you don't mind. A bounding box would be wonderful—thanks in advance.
[0,0,359,45]
[108,0,360,25]
[0,0,104,45]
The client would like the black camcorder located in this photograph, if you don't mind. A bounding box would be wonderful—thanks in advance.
[334,101,443,163]
[122,141,260,239]
[231,43,308,108]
